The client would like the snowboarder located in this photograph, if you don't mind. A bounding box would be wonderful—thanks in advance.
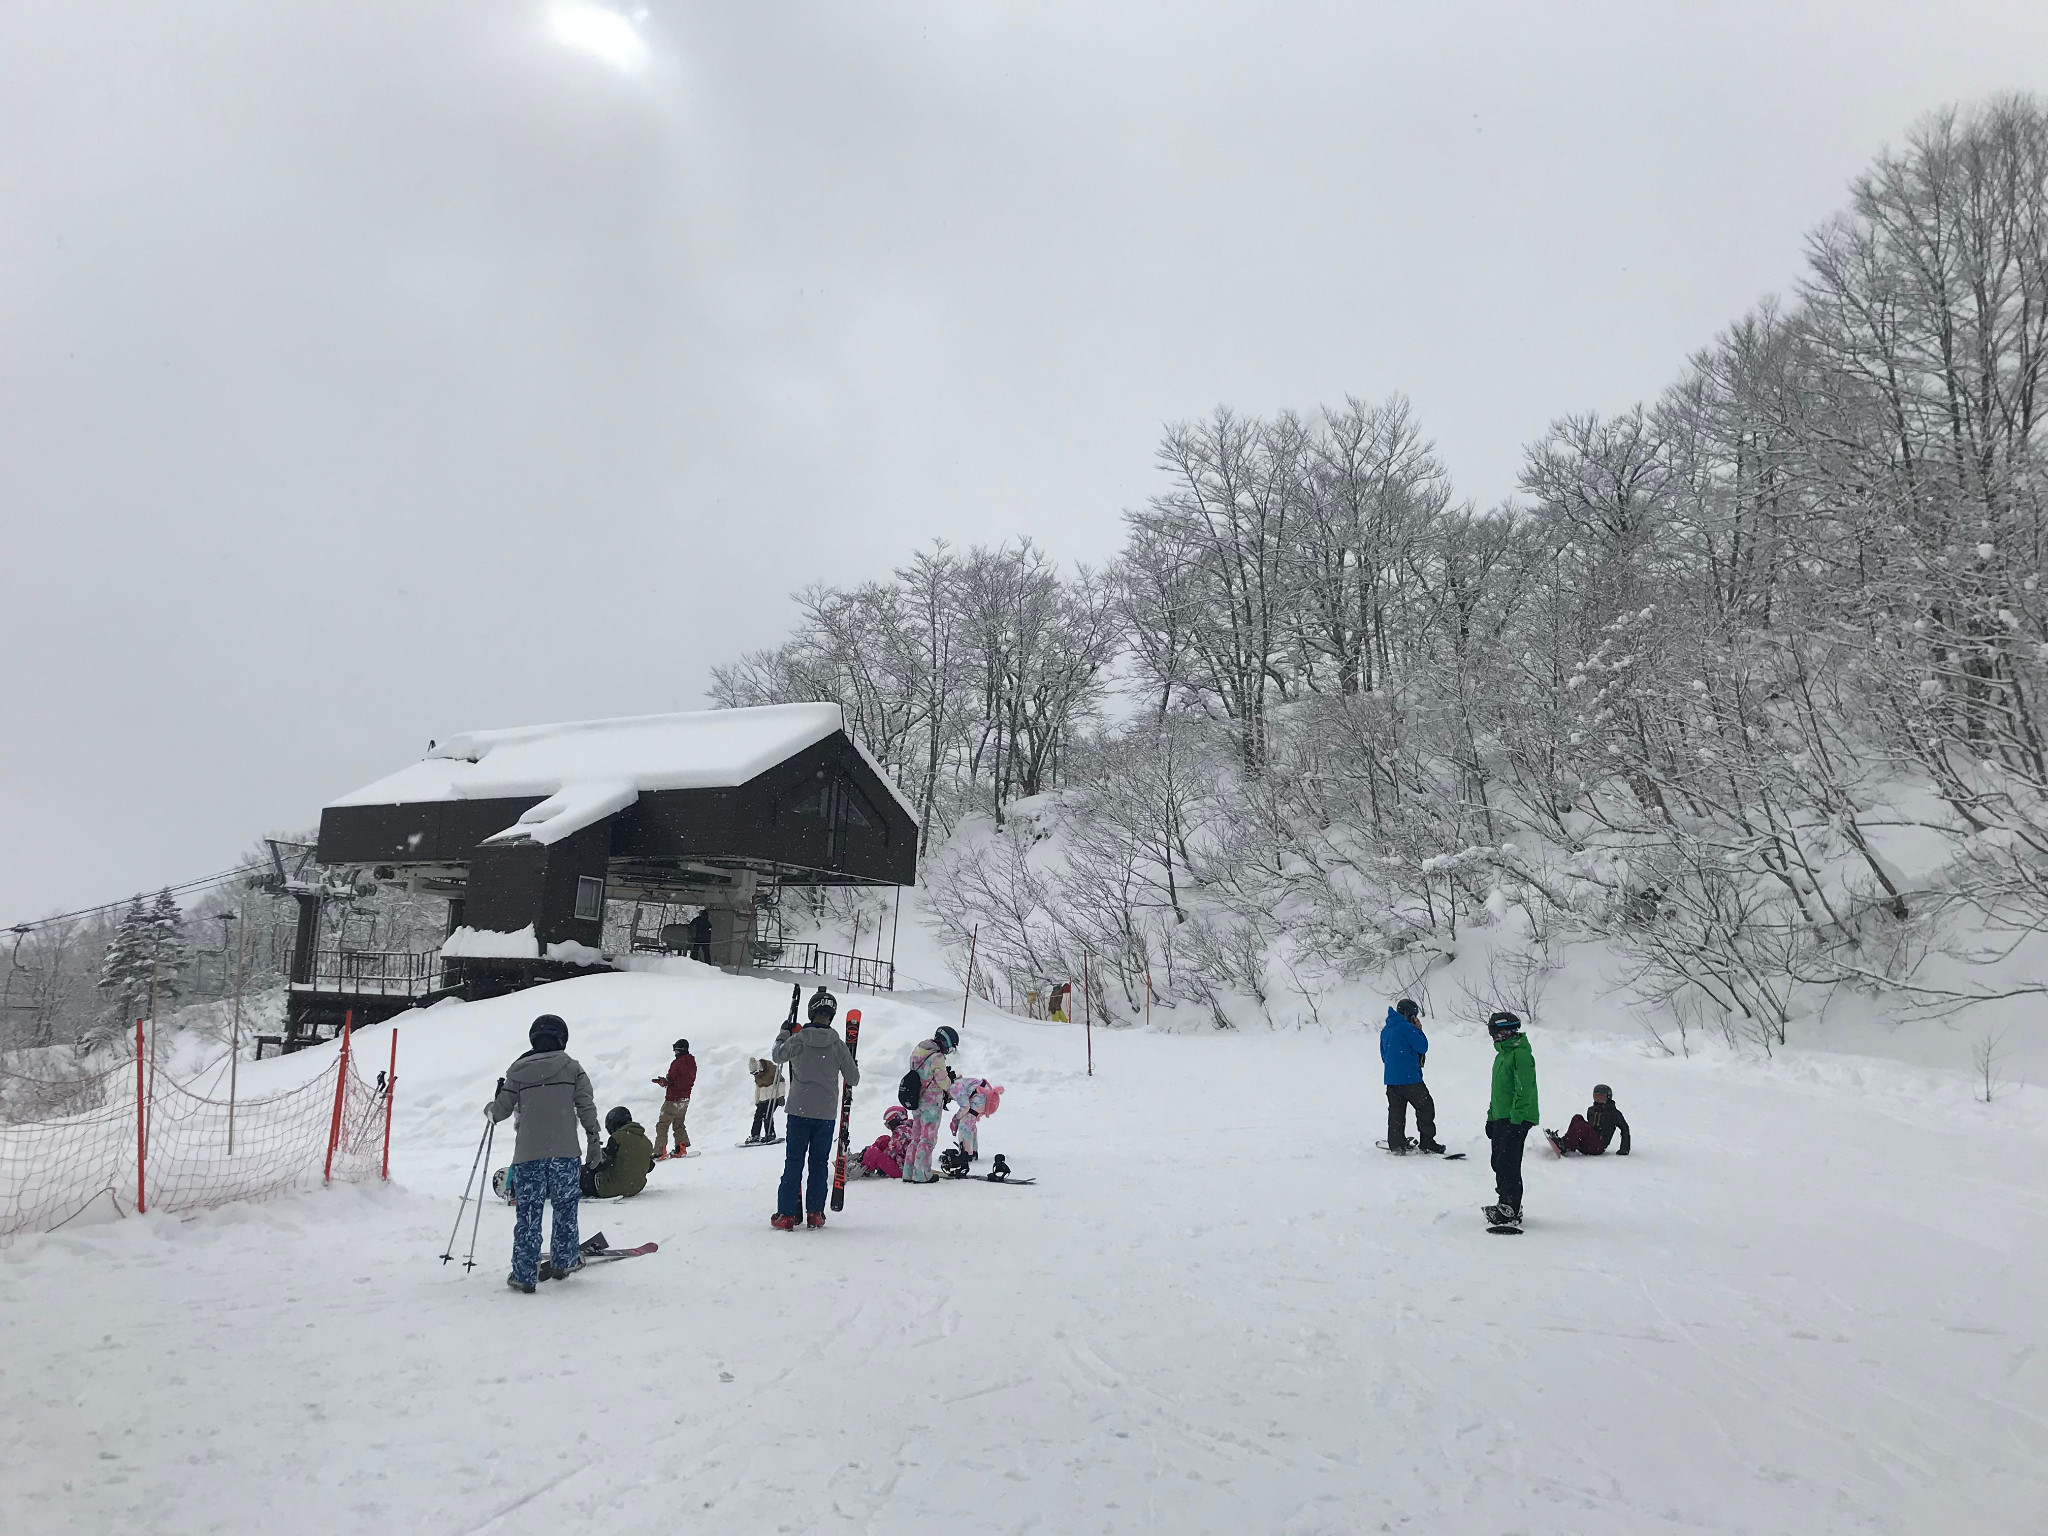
[770,987,861,1229]
[651,1038,695,1158]
[1380,998,1444,1153]
[581,1106,656,1199]
[859,1105,912,1178]
[486,1014,603,1293]
[901,1026,959,1184]
[1483,1011,1540,1227]
[1047,981,1071,1022]
[1547,1084,1631,1157]
[949,1076,1002,1162]
[747,1054,785,1143]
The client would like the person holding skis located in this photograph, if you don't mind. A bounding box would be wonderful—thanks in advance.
[487,1014,603,1293]
[769,987,861,1229]
[747,1053,785,1144]
[1380,998,1445,1153]
[651,1038,695,1159]
[1483,1011,1540,1227]
[901,1025,959,1184]
[1547,1084,1631,1157]
[581,1106,656,1199]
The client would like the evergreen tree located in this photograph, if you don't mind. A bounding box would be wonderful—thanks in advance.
[145,888,191,1007]
[95,896,152,1027]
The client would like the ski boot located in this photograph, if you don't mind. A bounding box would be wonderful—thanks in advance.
[506,1275,536,1294]
[1544,1129,1567,1157]
[770,1212,798,1231]
[1418,1139,1447,1154]
[806,1212,826,1229]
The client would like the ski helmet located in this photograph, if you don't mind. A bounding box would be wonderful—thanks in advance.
[934,1025,959,1052]
[1592,1083,1612,1100]
[672,1038,689,1053]
[1486,1011,1523,1036]
[883,1106,908,1129]
[529,1014,569,1050]
[808,987,838,1021]
[604,1106,633,1134]
[1396,998,1421,1022]
[491,1167,515,1204]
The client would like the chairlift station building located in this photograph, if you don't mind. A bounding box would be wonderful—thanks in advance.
[297,704,917,1041]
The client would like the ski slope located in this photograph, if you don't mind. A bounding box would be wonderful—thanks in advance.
[2,962,2043,1535]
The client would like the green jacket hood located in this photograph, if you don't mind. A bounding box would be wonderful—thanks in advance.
[1488,1032,1539,1124]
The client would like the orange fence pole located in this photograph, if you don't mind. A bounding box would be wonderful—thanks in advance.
[324,1013,353,1184]
[380,1028,398,1181]
[134,1018,147,1215]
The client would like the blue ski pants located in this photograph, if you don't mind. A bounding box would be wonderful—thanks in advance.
[778,1114,836,1217]
[511,1156,582,1285]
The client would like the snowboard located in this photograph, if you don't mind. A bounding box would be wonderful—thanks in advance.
[654,1150,700,1161]
[1375,1140,1466,1160]
[1544,1129,1566,1158]
[737,1136,785,1148]
[1483,1206,1524,1235]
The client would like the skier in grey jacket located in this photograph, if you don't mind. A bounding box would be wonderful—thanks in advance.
[769,987,860,1229]
[487,1014,603,1292]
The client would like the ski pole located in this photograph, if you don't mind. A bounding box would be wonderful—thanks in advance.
[462,1112,497,1273]
[440,1109,495,1265]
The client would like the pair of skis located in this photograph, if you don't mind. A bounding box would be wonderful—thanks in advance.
[538,1231,659,1279]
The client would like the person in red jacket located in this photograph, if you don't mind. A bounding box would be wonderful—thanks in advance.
[650,1038,696,1158]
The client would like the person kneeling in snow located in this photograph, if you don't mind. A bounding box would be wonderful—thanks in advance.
[581,1106,656,1198]
[488,1014,603,1293]
[1546,1084,1630,1158]
[948,1076,1002,1163]
[859,1106,912,1179]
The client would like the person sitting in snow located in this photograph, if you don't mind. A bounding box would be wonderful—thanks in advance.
[487,1013,603,1293]
[1546,1084,1631,1158]
[948,1076,1002,1163]
[901,1026,959,1184]
[747,1054,785,1144]
[581,1106,656,1199]
[859,1106,913,1179]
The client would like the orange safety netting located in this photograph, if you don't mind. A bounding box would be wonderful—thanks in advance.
[0,1027,389,1246]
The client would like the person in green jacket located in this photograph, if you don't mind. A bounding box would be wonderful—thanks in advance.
[1484,1011,1539,1225]
[581,1107,656,1200]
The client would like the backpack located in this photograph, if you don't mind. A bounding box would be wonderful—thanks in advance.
[897,1068,924,1109]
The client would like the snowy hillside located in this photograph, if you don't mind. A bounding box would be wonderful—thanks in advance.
[3,963,2043,1534]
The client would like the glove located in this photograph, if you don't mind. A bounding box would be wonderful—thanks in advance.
[483,1104,496,1121]
[586,1145,603,1167]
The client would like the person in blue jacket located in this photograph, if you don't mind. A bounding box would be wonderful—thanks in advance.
[1380,998,1445,1153]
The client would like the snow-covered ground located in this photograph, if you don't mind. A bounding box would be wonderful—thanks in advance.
[2,962,2043,1534]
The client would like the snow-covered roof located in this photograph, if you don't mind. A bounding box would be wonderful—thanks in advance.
[327,702,915,847]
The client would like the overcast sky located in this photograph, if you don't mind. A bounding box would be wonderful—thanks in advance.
[3,1,2045,922]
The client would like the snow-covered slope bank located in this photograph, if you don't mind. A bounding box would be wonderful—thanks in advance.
[3,965,2043,1534]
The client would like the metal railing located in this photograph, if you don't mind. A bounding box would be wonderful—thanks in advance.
[293,949,445,998]
[744,940,893,992]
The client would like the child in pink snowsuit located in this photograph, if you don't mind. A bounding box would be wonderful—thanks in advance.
[860,1106,912,1178]
[902,1027,958,1183]
[948,1077,1002,1163]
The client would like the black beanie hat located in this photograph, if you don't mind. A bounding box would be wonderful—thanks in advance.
[529,1014,569,1050]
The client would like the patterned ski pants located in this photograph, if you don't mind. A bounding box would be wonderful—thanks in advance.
[952,1109,981,1159]
[903,1105,942,1182]
[510,1156,582,1286]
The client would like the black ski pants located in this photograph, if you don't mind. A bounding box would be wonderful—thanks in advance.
[750,1098,781,1140]
[1488,1120,1533,1211]
[1386,1082,1436,1147]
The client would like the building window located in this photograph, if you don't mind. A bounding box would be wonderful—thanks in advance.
[574,875,606,922]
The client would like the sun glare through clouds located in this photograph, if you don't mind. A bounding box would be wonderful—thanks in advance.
[548,2,650,74]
